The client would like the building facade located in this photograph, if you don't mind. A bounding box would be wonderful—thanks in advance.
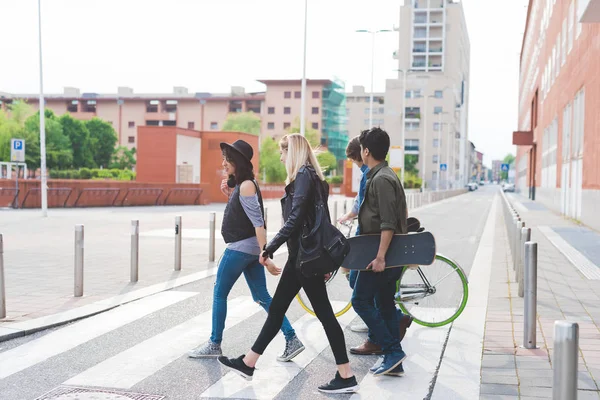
[514,0,600,230]
[385,0,470,190]
[492,159,502,182]
[345,86,386,138]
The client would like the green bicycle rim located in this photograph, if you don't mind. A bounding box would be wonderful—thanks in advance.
[397,254,469,328]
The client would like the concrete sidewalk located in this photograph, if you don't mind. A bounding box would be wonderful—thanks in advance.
[479,192,600,399]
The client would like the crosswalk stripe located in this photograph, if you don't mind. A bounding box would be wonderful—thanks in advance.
[0,291,197,380]
[64,296,261,389]
[200,302,356,399]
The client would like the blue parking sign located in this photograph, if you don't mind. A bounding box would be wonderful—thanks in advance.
[501,163,509,172]
[10,138,25,162]
[13,140,23,150]
[440,163,447,171]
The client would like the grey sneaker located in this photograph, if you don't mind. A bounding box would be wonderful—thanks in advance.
[277,336,305,362]
[350,319,369,333]
[188,341,222,358]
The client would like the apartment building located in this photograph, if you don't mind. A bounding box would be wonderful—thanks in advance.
[259,79,348,160]
[513,0,600,230]
[345,86,385,138]
[385,0,470,190]
[492,159,502,182]
[0,86,263,149]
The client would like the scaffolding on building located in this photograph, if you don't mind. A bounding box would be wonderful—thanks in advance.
[321,78,348,161]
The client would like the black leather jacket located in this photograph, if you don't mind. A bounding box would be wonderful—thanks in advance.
[265,166,326,257]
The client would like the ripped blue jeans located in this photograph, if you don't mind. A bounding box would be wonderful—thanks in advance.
[210,249,296,344]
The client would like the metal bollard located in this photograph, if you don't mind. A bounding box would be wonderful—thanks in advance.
[74,225,84,297]
[553,321,579,400]
[264,207,268,227]
[513,218,522,271]
[209,212,216,262]
[333,201,338,226]
[0,234,5,319]
[523,242,537,348]
[510,216,517,259]
[518,227,531,297]
[174,216,182,271]
[131,220,139,282]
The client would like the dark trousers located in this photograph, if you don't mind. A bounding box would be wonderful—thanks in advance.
[351,268,403,354]
[251,256,350,365]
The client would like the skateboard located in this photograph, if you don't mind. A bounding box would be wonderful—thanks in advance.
[341,231,436,270]
[407,217,421,233]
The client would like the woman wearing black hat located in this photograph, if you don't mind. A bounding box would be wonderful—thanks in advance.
[188,140,304,362]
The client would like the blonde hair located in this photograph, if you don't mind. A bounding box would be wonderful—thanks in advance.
[279,134,325,184]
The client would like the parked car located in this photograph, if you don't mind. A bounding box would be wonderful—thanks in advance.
[503,183,515,192]
[467,182,478,191]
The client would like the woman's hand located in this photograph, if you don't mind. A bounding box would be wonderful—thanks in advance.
[220,179,230,197]
[264,259,282,276]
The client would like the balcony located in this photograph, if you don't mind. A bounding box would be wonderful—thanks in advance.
[414,11,427,24]
[412,61,427,69]
[429,46,443,53]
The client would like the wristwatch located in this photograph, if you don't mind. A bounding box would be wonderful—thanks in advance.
[261,245,272,259]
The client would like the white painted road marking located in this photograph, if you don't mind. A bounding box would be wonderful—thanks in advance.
[64,296,261,389]
[0,291,197,379]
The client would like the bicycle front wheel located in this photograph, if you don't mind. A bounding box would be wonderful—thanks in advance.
[296,268,353,318]
[396,254,469,327]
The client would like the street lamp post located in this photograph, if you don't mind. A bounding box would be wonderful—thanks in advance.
[445,122,451,189]
[436,111,448,191]
[421,94,429,191]
[356,29,392,127]
[38,0,48,217]
[299,0,308,136]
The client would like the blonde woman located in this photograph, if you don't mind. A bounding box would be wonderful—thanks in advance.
[218,134,358,394]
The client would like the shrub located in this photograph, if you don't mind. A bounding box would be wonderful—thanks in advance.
[79,168,92,179]
[109,169,121,178]
[49,170,60,179]
[90,169,100,178]
[97,170,114,179]
[57,171,68,179]
[326,176,343,185]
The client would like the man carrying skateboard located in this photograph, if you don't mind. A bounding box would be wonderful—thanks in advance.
[351,127,408,377]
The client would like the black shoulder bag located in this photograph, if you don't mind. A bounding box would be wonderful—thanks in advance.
[297,173,350,278]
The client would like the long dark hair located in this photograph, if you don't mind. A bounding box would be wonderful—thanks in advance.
[223,147,255,187]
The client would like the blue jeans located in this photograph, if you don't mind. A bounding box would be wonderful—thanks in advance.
[351,268,403,354]
[349,269,405,345]
[211,249,295,344]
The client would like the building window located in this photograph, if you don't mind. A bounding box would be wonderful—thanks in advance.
[432,171,438,180]
[84,100,97,113]
[284,122,291,129]
[128,121,135,128]
[346,107,350,115]
[312,122,319,130]
[364,108,370,115]
[268,107,275,114]
[433,138,441,147]
[294,91,301,99]
[67,100,78,113]
[146,120,160,126]
[128,136,135,143]
[405,139,419,151]
[364,119,370,125]
[433,155,439,163]
[210,122,218,130]
[312,107,319,114]
[312,91,320,99]
[284,107,291,114]
[188,122,195,129]
[405,121,420,131]
[163,120,176,126]
[434,90,443,98]
[284,91,291,99]
[363,97,370,102]
[379,107,384,114]
[405,90,411,99]
[405,107,420,119]
[267,122,275,130]
[165,100,178,112]
[433,122,440,131]
[147,100,159,113]
[434,106,443,114]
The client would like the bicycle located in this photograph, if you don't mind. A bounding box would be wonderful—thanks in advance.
[295,218,469,327]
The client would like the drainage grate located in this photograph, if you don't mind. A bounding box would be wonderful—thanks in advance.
[35,385,165,400]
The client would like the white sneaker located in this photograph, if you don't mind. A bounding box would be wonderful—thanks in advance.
[350,319,369,333]
[188,341,222,358]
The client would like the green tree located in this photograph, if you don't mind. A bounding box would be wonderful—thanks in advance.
[86,118,118,168]
[222,112,261,135]
[24,110,72,170]
[317,150,337,173]
[405,154,419,174]
[288,118,320,148]
[259,137,286,183]
[60,114,95,168]
[0,101,34,163]
[503,153,515,164]
[109,146,136,170]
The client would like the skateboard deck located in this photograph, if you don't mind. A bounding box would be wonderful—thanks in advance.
[341,231,436,270]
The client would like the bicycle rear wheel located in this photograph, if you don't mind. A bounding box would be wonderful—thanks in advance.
[296,268,353,317]
[396,254,468,327]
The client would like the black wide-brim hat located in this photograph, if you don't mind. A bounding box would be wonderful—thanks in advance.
[220,140,254,164]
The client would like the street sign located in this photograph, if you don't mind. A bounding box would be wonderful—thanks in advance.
[10,139,25,162]
[501,163,510,172]
[440,163,447,171]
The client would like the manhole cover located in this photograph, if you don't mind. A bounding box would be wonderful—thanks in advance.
[35,386,165,400]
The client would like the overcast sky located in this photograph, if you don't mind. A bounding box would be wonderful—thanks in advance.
[0,0,527,167]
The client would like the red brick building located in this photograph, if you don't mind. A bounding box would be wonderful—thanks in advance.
[514,0,600,230]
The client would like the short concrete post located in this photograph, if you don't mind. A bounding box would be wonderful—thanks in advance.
[553,321,579,400]
[264,207,268,227]
[130,220,139,282]
[0,234,5,319]
[518,227,531,297]
[333,201,338,226]
[209,212,216,262]
[174,216,182,271]
[513,218,522,271]
[74,225,84,297]
[523,242,537,348]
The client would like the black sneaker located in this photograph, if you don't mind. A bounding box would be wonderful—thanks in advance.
[217,354,255,381]
[317,372,360,394]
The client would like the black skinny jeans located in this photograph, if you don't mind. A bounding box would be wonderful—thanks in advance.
[251,255,349,365]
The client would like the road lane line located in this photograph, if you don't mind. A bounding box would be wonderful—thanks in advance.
[201,302,356,399]
[0,291,197,379]
[64,296,260,389]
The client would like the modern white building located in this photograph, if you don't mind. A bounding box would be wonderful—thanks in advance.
[385,0,470,190]
[344,86,385,138]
